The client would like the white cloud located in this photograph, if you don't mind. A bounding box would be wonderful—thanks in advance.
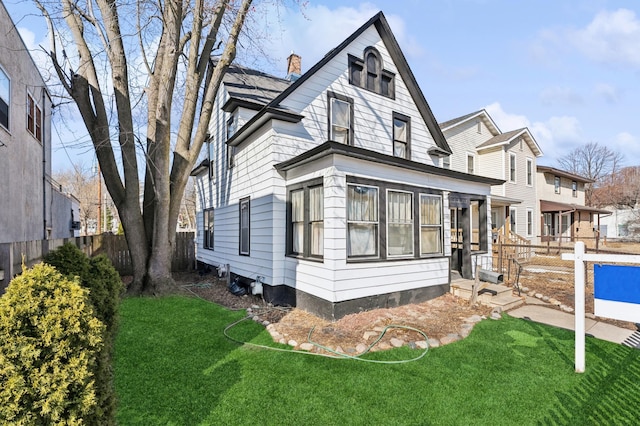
[485,102,583,161]
[539,86,583,106]
[16,26,51,79]
[568,9,640,67]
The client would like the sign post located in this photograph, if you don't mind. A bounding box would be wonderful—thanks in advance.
[563,244,640,373]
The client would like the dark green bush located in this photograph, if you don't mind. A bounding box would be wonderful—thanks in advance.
[44,243,124,425]
[0,263,104,424]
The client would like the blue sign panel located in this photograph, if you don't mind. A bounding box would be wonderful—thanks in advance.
[594,264,640,304]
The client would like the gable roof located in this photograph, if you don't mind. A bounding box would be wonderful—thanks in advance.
[227,11,451,153]
[476,127,543,157]
[439,109,501,135]
[220,63,292,112]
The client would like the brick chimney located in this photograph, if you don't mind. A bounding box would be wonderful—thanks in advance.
[286,52,301,81]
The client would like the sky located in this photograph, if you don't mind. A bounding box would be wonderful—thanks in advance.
[4,0,640,172]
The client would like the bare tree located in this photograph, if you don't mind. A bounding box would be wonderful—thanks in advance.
[556,142,624,205]
[54,163,100,234]
[34,0,253,294]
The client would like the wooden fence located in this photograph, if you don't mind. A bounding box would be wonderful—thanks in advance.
[0,232,195,289]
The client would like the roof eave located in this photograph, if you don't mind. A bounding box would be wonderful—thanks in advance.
[275,141,504,186]
[227,108,304,147]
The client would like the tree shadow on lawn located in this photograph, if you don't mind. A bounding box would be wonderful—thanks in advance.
[115,296,265,425]
[515,320,640,424]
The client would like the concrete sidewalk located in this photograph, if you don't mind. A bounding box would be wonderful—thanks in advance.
[508,304,636,345]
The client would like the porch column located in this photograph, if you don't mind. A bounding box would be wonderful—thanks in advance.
[461,206,473,279]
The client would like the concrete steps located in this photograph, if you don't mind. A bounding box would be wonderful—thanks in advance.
[451,279,524,311]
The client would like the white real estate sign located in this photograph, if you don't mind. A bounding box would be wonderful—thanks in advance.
[563,242,640,373]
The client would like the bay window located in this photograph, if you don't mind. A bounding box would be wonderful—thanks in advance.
[347,184,378,258]
[387,190,413,257]
[420,194,442,255]
[288,179,324,259]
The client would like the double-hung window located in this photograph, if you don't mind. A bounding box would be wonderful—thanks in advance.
[393,112,410,159]
[509,153,516,183]
[203,208,214,249]
[526,208,533,237]
[239,198,250,256]
[572,181,578,197]
[288,181,324,259]
[0,67,9,130]
[526,158,533,186]
[467,154,475,174]
[420,194,442,255]
[347,184,378,258]
[328,92,353,145]
[554,176,561,194]
[27,93,42,141]
[387,190,413,257]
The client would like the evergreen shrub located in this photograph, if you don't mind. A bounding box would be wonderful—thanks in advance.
[0,263,104,424]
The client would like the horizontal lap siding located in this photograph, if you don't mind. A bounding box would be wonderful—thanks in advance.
[279,26,439,165]
[504,142,538,239]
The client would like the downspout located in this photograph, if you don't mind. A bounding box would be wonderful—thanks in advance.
[42,87,47,241]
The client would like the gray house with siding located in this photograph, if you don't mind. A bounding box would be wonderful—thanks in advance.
[192,12,503,319]
[0,2,79,286]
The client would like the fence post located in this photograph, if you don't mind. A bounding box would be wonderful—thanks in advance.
[574,241,586,373]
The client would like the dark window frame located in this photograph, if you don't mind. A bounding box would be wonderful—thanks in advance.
[286,178,324,260]
[0,66,9,130]
[348,47,396,99]
[239,197,250,256]
[327,91,354,145]
[572,181,578,197]
[392,112,411,160]
[346,176,444,263]
[203,208,214,250]
[554,176,561,194]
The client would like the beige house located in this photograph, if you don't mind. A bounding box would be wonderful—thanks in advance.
[536,165,609,243]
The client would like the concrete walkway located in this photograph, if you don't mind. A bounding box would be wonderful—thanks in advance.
[509,304,637,346]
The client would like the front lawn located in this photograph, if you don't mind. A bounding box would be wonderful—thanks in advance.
[115,296,640,425]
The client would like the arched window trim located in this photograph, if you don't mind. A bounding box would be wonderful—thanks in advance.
[348,46,395,99]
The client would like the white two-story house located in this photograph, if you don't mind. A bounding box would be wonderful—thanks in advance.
[192,12,503,319]
[439,110,542,244]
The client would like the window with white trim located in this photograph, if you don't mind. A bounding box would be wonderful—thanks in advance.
[554,176,561,194]
[387,190,413,257]
[347,184,378,258]
[420,194,442,255]
[572,181,578,197]
[0,67,9,130]
[526,158,533,186]
[467,154,475,174]
[526,208,533,237]
[442,156,450,169]
[239,198,250,255]
[509,153,516,183]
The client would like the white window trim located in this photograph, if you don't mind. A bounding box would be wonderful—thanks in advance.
[466,153,476,174]
[509,207,517,233]
[526,158,533,187]
[509,152,517,184]
[526,208,533,237]
[554,176,561,194]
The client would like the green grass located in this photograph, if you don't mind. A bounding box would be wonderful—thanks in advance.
[115,296,640,425]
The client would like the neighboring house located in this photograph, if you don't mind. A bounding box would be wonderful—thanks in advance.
[192,12,502,319]
[439,110,542,244]
[598,206,639,240]
[0,1,77,245]
[536,165,609,243]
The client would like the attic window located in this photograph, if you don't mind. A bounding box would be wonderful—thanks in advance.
[348,47,395,99]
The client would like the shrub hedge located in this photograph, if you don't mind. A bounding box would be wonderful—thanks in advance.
[0,263,104,424]
[44,243,124,424]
